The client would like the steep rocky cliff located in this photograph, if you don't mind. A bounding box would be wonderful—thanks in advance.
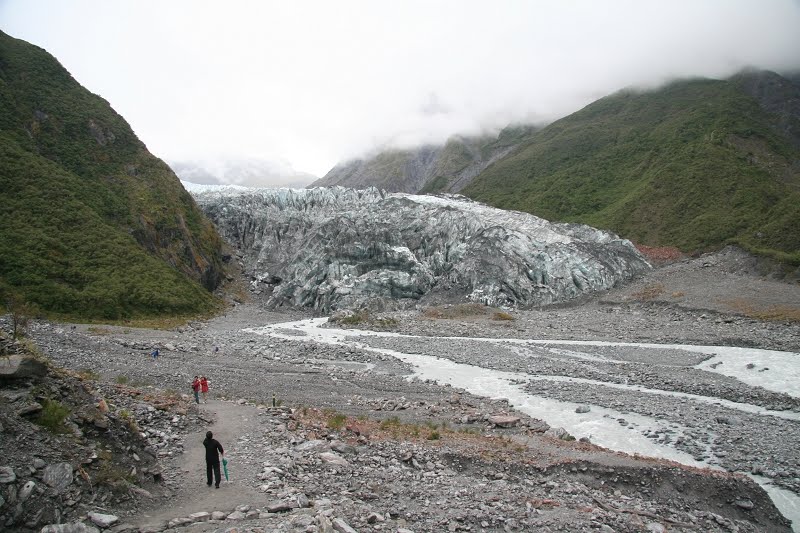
[190,186,650,311]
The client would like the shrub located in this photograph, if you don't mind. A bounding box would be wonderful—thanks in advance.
[327,412,347,430]
[4,293,36,339]
[374,316,399,327]
[725,299,800,323]
[78,368,100,380]
[94,461,135,493]
[35,399,71,433]
[339,310,370,325]
[379,416,401,430]
[423,303,489,319]
[630,283,665,300]
[427,431,441,440]
[118,409,139,432]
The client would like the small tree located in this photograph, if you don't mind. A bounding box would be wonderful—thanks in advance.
[6,295,34,340]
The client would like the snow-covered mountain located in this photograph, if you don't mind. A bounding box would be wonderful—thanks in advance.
[189,186,651,311]
[170,157,317,188]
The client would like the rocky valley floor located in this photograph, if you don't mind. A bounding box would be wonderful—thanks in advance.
[1,248,799,532]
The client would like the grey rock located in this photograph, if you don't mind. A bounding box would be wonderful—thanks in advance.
[19,480,36,502]
[319,452,349,466]
[330,440,357,454]
[188,512,210,522]
[735,499,755,510]
[87,512,119,528]
[0,465,16,483]
[295,439,330,452]
[332,517,358,533]
[575,405,591,413]
[0,355,48,380]
[544,427,573,440]
[488,415,520,428]
[40,523,100,533]
[296,493,311,508]
[43,463,73,492]
[226,510,246,520]
[167,517,193,527]
[16,402,44,416]
[266,499,295,513]
[317,514,334,533]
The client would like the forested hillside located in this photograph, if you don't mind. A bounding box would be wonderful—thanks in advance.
[0,31,225,319]
[464,72,800,263]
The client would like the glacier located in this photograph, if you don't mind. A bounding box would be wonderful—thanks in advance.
[185,183,651,311]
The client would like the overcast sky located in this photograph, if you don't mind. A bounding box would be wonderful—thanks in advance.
[3,0,800,180]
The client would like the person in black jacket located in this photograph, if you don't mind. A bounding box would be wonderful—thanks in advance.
[203,431,224,488]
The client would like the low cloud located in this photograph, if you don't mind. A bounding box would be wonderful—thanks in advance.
[3,0,800,177]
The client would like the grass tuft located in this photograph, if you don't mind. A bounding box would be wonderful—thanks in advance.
[35,399,71,434]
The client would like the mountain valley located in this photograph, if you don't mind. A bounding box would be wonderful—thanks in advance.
[0,27,799,533]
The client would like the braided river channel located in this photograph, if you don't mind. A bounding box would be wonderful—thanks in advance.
[248,318,800,530]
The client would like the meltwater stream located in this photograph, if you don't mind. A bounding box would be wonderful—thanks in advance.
[247,318,800,529]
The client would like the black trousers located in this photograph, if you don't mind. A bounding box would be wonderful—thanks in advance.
[206,461,221,486]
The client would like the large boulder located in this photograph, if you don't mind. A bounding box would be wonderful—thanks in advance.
[0,355,48,380]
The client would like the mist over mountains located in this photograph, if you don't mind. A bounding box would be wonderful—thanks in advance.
[169,157,317,188]
[316,70,800,264]
[311,125,538,194]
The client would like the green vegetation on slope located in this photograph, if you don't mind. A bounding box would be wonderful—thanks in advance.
[0,31,224,318]
[463,76,800,263]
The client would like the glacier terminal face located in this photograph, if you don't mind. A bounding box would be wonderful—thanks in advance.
[189,185,651,311]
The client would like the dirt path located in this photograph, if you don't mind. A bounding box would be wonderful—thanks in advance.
[134,399,264,528]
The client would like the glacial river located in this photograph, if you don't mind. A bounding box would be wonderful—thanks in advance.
[247,318,800,530]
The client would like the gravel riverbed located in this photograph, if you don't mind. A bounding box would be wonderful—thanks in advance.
[7,248,800,532]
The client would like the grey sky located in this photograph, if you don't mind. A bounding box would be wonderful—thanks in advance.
[3,0,800,178]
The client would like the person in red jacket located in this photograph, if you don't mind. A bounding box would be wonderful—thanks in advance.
[200,376,210,403]
[191,376,200,404]
[203,431,224,488]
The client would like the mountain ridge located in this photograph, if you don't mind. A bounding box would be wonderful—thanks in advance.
[311,125,537,194]
[464,71,800,263]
